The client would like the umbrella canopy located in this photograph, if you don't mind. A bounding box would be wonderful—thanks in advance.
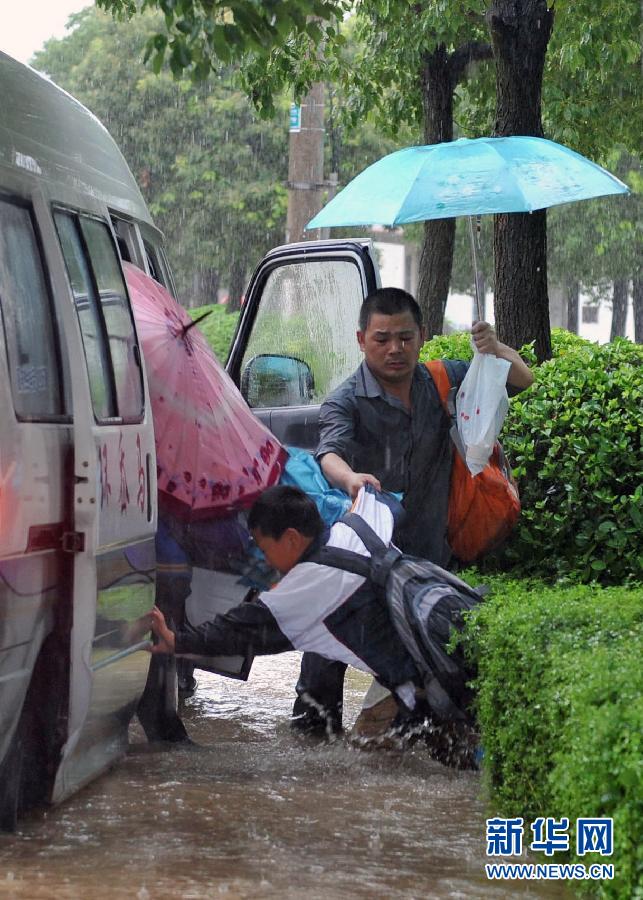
[125,263,287,520]
[306,136,628,229]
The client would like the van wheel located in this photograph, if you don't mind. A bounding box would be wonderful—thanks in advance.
[0,716,23,831]
[0,673,51,832]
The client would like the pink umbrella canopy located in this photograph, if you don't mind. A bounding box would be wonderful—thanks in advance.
[124,263,287,520]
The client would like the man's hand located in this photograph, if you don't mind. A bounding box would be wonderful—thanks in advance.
[471,321,499,355]
[346,472,382,499]
[320,452,381,499]
[150,606,176,655]
[470,321,534,390]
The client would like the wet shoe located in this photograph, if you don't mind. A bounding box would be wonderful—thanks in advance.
[290,712,343,739]
[178,676,198,701]
[351,695,399,740]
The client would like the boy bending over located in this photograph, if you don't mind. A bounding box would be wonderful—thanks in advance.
[151,485,423,733]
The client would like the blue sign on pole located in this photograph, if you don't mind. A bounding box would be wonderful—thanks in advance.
[289,103,301,133]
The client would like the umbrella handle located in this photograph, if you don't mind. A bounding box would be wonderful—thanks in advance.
[182,309,213,336]
[468,215,483,323]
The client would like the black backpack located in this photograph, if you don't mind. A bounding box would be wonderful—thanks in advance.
[314,511,485,729]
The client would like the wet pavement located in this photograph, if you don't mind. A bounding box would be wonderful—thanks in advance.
[0,653,571,899]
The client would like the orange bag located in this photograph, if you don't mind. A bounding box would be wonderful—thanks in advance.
[426,360,520,563]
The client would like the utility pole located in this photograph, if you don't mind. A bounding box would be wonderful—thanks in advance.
[286,82,327,244]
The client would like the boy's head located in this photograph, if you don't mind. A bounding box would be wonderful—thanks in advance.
[248,485,323,574]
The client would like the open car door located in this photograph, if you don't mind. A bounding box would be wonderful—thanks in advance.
[228,239,379,447]
[185,240,379,679]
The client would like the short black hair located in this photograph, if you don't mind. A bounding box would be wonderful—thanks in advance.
[248,485,324,541]
[359,287,423,331]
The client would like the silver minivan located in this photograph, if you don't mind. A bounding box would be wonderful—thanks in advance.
[0,50,382,828]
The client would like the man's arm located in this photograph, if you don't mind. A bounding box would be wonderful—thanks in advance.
[316,392,381,498]
[320,452,381,499]
[471,321,534,390]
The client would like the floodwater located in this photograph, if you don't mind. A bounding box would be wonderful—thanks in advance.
[0,654,570,900]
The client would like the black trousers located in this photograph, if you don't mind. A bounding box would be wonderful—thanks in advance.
[292,652,347,734]
[137,574,191,742]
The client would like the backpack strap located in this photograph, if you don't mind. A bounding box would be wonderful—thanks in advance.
[340,511,387,553]
[425,358,459,416]
[339,512,402,588]
[425,359,466,461]
[310,511,402,590]
[313,544,372,579]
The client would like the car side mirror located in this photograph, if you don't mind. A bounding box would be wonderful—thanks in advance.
[241,354,315,408]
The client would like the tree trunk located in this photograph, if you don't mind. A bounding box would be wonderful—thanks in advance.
[418,219,456,337]
[632,276,642,344]
[494,209,550,355]
[227,258,246,313]
[610,278,628,340]
[487,0,554,361]
[566,279,579,333]
[416,41,493,336]
[417,46,456,337]
[196,267,219,309]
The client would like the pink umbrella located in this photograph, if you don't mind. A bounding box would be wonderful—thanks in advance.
[124,263,287,520]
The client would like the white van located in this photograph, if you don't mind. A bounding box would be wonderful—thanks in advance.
[0,51,173,828]
[0,50,382,829]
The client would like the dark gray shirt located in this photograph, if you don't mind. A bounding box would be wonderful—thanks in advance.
[315,360,468,565]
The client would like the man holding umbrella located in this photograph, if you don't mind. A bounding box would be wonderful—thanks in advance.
[295,135,626,737]
[291,286,533,736]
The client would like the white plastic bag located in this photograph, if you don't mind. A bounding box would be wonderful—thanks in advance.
[455,349,511,476]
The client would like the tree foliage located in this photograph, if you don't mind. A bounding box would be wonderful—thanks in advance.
[242,1,494,336]
[544,0,641,160]
[96,0,347,80]
[78,1,640,346]
[550,162,641,283]
[33,8,290,307]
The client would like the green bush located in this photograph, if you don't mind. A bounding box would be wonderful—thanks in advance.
[463,577,643,899]
[420,326,595,365]
[419,329,475,362]
[189,304,240,363]
[421,330,643,584]
[503,336,642,584]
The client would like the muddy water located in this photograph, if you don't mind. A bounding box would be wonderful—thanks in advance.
[0,654,569,899]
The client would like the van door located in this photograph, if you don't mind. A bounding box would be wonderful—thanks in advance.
[38,201,156,803]
[227,240,380,449]
[0,190,73,827]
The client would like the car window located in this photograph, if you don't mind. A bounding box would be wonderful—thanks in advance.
[0,198,63,419]
[143,239,174,295]
[81,218,144,420]
[240,259,364,407]
[55,210,143,422]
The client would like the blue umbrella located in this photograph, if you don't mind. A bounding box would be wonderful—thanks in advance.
[306,136,629,230]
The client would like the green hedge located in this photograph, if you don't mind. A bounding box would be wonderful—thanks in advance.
[463,577,643,899]
[422,330,643,585]
[189,303,240,363]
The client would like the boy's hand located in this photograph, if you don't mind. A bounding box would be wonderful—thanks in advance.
[150,606,176,655]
